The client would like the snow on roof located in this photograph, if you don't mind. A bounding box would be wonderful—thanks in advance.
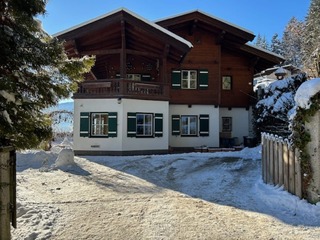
[53,8,193,49]
[155,9,255,37]
[274,67,287,75]
[295,78,320,109]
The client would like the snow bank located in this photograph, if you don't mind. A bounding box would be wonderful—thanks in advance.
[54,148,75,168]
[295,78,320,109]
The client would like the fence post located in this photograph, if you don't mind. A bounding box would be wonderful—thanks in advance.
[274,139,279,184]
[288,146,295,194]
[266,136,270,183]
[261,134,267,183]
[278,139,284,186]
[0,147,15,240]
[268,135,274,184]
[283,142,289,191]
[294,148,302,198]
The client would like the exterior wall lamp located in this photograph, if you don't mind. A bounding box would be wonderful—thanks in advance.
[275,67,287,80]
[117,97,122,104]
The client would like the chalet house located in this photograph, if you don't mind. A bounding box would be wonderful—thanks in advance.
[55,8,284,155]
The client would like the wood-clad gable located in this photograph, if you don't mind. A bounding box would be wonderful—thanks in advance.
[156,11,255,45]
[56,9,192,81]
[157,10,284,107]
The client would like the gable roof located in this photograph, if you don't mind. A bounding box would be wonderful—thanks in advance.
[156,10,255,45]
[54,8,193,49]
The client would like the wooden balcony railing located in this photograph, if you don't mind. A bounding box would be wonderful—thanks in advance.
[73,79,170,100]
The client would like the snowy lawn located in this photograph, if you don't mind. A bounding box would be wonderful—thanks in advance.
[11,143,320,239]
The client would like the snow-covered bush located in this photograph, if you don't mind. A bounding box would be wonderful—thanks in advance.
[254,73,307,138]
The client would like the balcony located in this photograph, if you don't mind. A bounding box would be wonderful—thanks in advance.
[73,79,170,101]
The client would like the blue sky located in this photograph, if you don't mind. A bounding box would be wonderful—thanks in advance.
[40,0,310,42]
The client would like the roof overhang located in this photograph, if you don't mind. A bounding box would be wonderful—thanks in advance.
[54,8,193,62]
[156,10,255,45]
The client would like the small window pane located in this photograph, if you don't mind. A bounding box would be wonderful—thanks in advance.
[181,70,197,89]
[136,115,144,124]
[181,115,197,136]
[222,76,232,90]
[91,113,108,136]
[182,80,188,88]
[182,71,189,80]
[136,113,153,136]
[190,79,196,89]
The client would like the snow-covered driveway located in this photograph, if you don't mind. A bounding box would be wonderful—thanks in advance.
[12,146,320,239]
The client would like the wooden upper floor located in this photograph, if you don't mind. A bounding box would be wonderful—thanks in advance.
[55,8,284,107]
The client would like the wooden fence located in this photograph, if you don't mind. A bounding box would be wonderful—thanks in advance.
[261,133,302,198]
[0,147,16,240]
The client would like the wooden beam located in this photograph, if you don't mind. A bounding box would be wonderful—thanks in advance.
[80,49,121,55]
[162,44,170,83]
[188,19,198,36]
[89,71,97,80]
[120,20,126,78]
[126,49,162,59]
[216,30,226,44]
[69,39,79,55]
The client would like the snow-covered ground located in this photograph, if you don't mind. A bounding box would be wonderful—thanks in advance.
[11,140,320,239]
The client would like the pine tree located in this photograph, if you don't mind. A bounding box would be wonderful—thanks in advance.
[282,17,304,68]
[0,0,95,149]
[302,0,320,77]
[270,33,284,56]
[254,34,269,50]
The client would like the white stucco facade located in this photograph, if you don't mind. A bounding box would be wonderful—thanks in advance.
[219,107,251,145]
[73,98,169,154]
[169,104,220,148]
[73,99,252,154]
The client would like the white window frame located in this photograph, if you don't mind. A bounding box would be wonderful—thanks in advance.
[91,113,108,136]
[181,70,197,89]
[136,113,153,137]
[181,115,197,136]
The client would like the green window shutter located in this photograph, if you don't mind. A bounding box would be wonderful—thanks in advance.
[199,70,209,89]
[141,74,151,82]
[199,114,209,136]
[108,112,117,137]
[127,112,136,137]
[155,113,163,137]
[172,115,180,135]
[80,112,90,137]
[171,70,181,89]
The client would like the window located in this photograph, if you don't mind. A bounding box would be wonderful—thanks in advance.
[181,115,197,136]
[171,114,209,136]
[222,76,232,90]
[91,113,108,136]
[127,112,163,138]
[127,74,141,81]
[171,70,208,90]
[136,113,153,137]
[80,112,117,138]
[222,117,232,132]
[181,70,197,89]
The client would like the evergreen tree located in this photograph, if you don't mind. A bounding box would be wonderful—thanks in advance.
[270,33,284,56]
[254,34,269,50]
[0,0,95,149]
[282,17,304,68]
[302,0,320,77]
